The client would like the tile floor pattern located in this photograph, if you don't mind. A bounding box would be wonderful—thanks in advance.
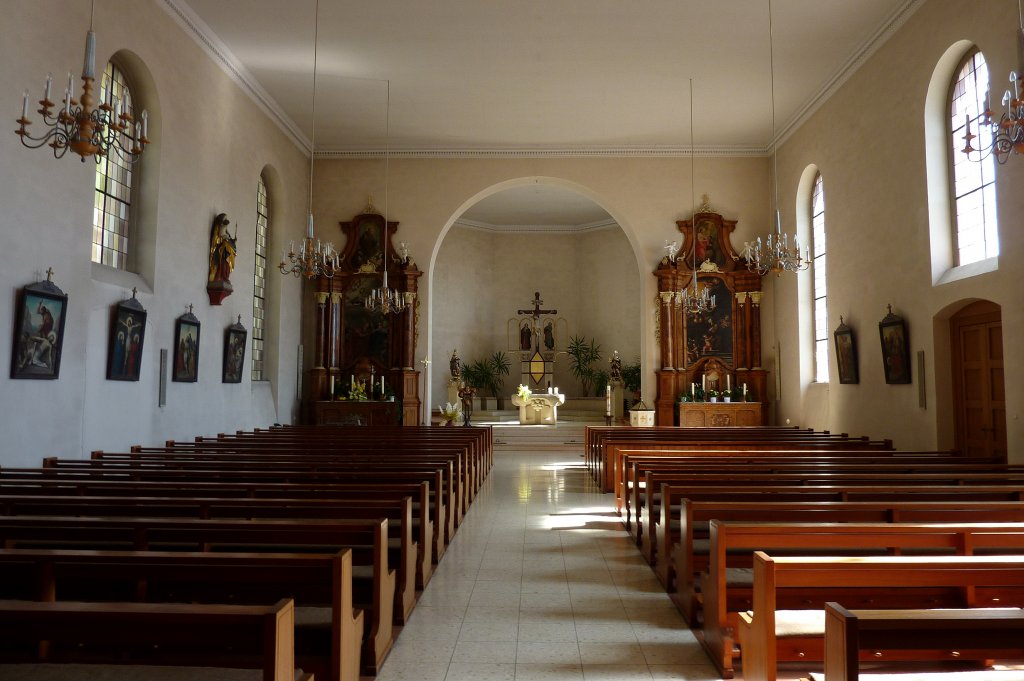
[375,449,721,681]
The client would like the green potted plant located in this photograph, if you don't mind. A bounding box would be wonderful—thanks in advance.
[708,388,720,403]
[488,351,511,408]
[461,351,511,410]
[567,335,602,396]
[730,386,743,402]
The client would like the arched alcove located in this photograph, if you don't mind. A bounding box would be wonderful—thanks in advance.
[932,298,1006,459]
[425,178,645,421]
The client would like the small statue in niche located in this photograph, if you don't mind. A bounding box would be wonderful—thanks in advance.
[207,213,236,305]
[449,349,462,381]
[609,350,622,381]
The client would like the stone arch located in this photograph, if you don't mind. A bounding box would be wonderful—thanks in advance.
[423,176,648,422]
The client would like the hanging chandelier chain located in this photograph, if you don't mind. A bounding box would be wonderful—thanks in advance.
[278,0,340,280]
[680,78,715,317]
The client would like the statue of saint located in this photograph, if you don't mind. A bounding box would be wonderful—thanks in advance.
[208,213,236,284]
[449,349,461,380]
[609,350,622,381]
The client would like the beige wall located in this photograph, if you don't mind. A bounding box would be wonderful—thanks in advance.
[771,0,1023,455]
[0,0,309,464]
[430,224,640,403]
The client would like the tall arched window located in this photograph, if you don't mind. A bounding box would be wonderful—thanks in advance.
[252,174,269,382]
[92,60,138,270]
[811,172,828,383]
[950,50,999,266]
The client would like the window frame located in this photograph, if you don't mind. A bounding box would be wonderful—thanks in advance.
[810,172,828,384]
[92,58,140,272]
[947,48,999,267]
[251,174,269,382]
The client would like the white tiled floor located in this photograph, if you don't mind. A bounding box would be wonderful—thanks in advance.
[375,449,720,681]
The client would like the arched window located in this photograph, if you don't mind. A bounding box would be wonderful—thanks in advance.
[811,172,828,383]
[92,60,138,270]
[950,50,999,266]
[252,174,269,381]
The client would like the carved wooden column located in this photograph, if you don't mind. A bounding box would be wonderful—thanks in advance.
[750,291,763,369]
[314,292,329,369]
[402,292,417,370]
[659,291,675,370]
[735,292,749,369]
[673,289,686,370]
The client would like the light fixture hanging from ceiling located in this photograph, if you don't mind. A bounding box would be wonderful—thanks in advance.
[737,0,809,276]
[279,0,339,280]
[681,78,716,317]
[16,0,148,162]
[365,80,408,315]
[960,0,1024,164]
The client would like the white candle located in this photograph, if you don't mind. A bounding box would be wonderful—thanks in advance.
[140,110,148,139]
[350,375,355,390]
[743,383,747,397]
[329,376,335,397]
[21,90,28,120]
[691,382,695,396]
[44,73,52,101]
[605,385,612,416]
[381,376,385,394]
[727,375,731,391]
[702,375,706,391]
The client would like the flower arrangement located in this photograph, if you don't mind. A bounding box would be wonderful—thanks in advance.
[347,382,368,401]
[516,384,532,401]
[439,402,461,424]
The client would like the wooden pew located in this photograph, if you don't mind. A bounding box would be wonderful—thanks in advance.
[738,553,1024,681]
[0,493,419,624]
[0,477,443,570]
[0,548,360,681]
[701,522,1024,678]
[2,466,453,563]
[660,498,1024,619]
[0,598,311,681]
[0,515,395,676]
[638,470,1024,563]
[622,453,1011,528]
[659,489,1024,619]
[584,425,897,491]
[822,602,1024,681]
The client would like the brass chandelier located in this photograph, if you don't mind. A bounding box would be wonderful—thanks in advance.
[16,0,149,163]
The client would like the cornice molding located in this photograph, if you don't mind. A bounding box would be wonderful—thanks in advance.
[771,0,924,149]
[315,145,767,159]
[454,218,619,234]
[158,0,311,154]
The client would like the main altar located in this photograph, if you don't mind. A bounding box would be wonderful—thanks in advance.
[653,204,767,426]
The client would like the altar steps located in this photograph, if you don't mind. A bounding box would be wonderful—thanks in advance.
[490,422,589,452]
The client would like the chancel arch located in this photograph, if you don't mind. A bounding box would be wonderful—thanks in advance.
[426,177,646,423]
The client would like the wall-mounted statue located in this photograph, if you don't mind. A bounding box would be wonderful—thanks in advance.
[207,212,236,305]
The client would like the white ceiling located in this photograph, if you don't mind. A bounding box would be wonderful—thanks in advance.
[170,0,922,156]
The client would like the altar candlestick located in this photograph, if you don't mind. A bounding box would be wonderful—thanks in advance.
[702,375,706,392]
[743,383,747,397]
[727,375,731,391]
[605,385,612,417]
[691,382,695,396]
[329,376,335,398]
[350,375,355,391]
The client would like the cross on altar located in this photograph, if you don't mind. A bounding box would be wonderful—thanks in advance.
[517,291,557,321]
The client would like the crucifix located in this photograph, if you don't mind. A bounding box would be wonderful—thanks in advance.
[516,291,557,352]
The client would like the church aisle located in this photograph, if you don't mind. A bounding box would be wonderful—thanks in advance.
[375,448,719,681]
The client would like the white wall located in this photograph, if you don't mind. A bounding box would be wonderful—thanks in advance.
[0,0,309,465]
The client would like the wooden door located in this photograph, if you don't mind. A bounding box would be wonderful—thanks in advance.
[951,301,1006,460]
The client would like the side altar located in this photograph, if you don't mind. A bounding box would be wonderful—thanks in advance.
[304,206,422,426]
[653,202,767,426]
